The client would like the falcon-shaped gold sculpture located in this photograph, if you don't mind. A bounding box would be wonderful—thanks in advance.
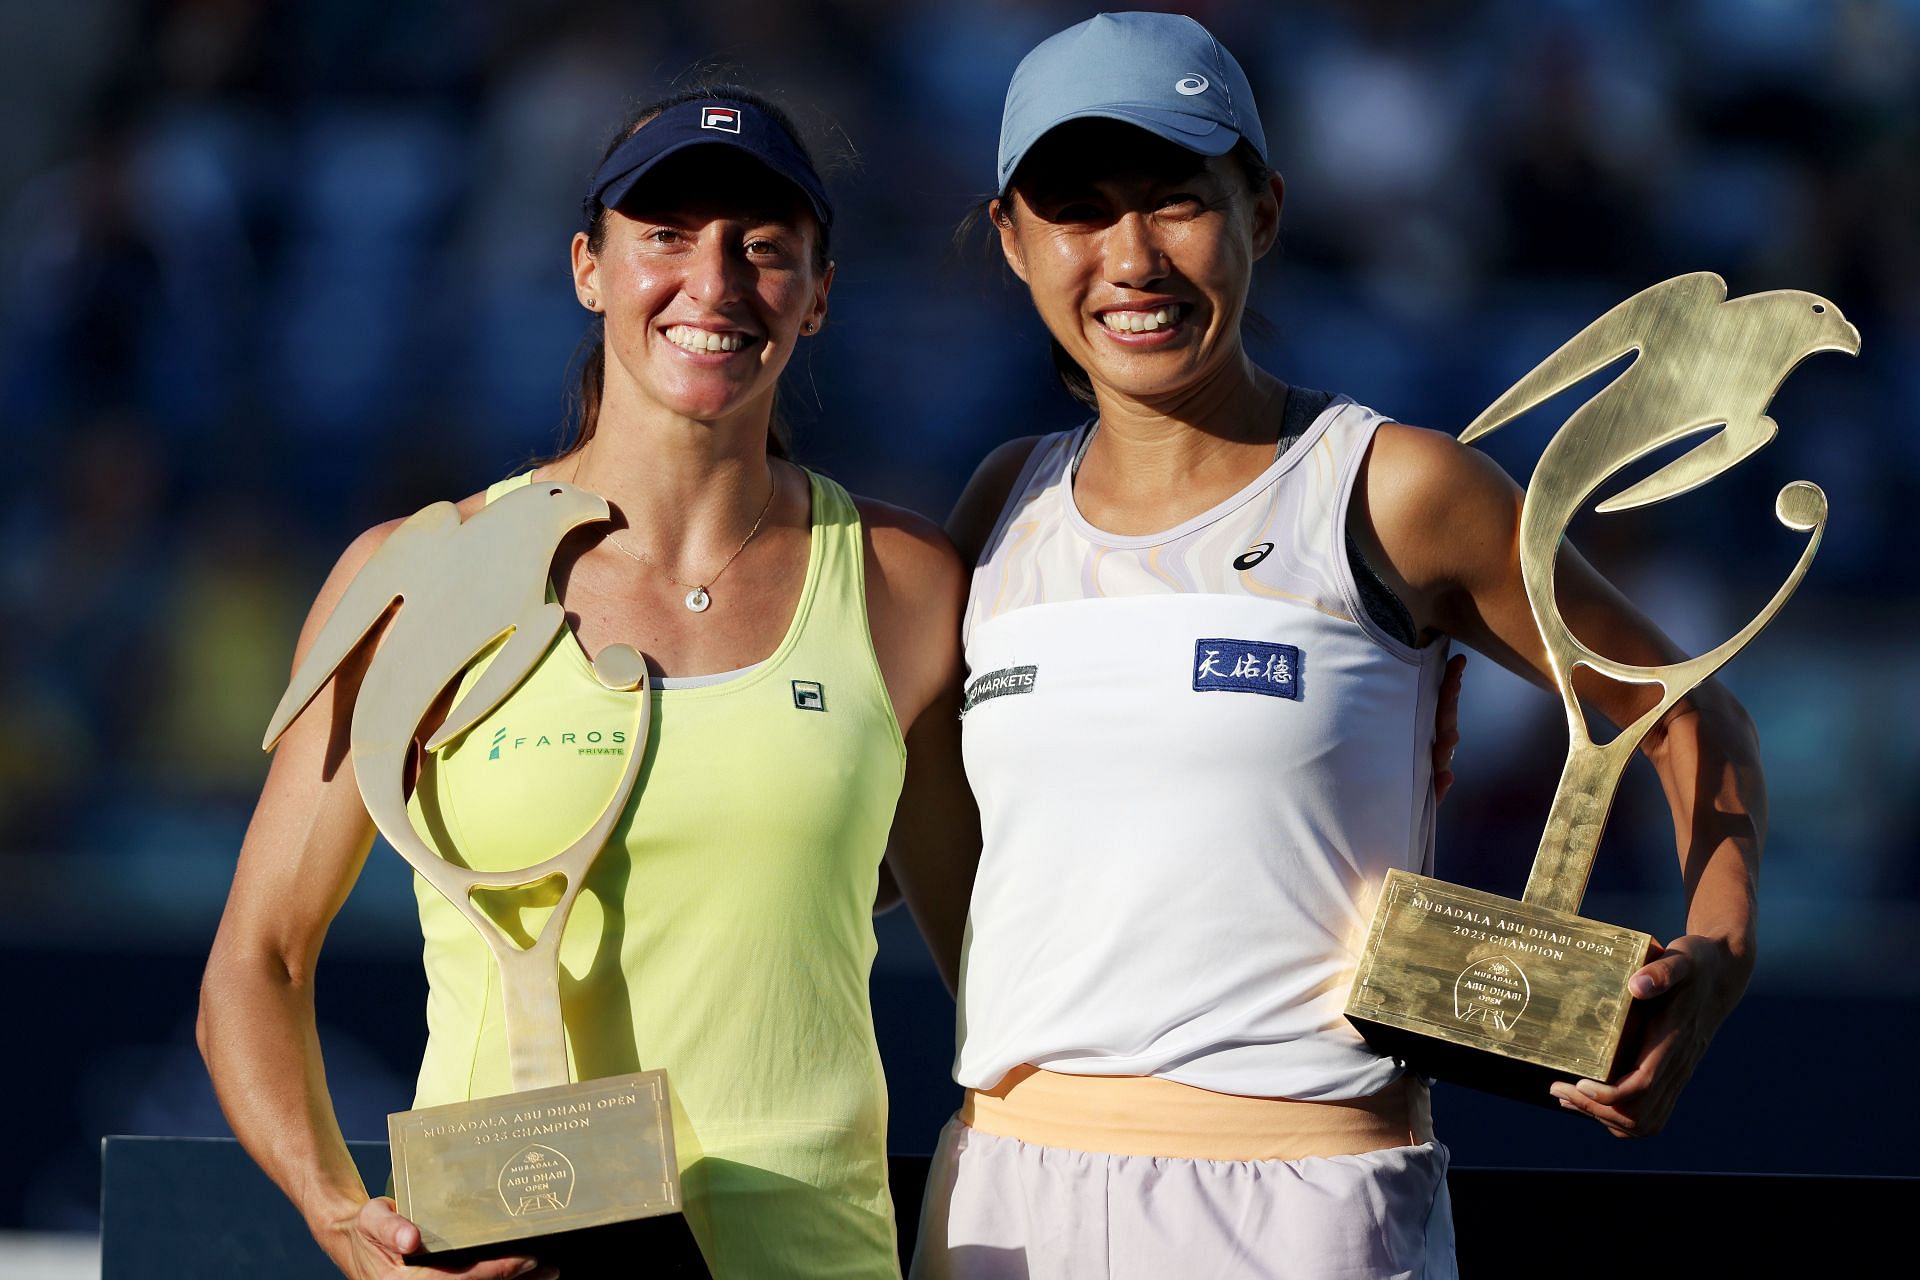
[263,481,681,1257]
[1348,273,1857,1104]
[1460,271,1857,911]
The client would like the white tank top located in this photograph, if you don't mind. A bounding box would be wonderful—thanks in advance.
[955,395,1450,1101]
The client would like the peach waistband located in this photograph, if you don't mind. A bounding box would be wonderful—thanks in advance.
[960,1065,1432,1162]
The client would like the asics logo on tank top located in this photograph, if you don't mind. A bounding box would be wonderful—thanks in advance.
[1233,542,1274,570]
[1192,639,1303,700]
[485,725,631,760]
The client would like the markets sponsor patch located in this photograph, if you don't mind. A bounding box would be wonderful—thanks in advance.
[961,665,1037,715]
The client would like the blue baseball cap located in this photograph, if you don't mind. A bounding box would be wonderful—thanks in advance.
[589,97,833,228]
[997,12,1269,194]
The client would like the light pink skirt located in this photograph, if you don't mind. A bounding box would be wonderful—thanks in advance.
[910,1117,1457,1280]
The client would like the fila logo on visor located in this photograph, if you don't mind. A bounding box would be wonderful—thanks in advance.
[1175,75,1209,96]
[701,107,742,133]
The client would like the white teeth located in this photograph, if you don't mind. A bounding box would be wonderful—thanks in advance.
[665,325,746,353]
[1101,306,1178,333]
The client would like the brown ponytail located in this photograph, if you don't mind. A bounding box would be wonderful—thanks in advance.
[573,322,607,452]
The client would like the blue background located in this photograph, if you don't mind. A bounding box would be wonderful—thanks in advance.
[3,0,1917,1236]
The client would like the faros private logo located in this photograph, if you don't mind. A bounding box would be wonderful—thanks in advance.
[486,725,630,760]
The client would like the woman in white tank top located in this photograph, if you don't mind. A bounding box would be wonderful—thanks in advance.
[894,13,1771,1279]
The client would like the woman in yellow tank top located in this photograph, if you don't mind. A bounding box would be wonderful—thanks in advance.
[198,85,975,1280]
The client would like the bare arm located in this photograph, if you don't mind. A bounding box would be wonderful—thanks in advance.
[196,522,541,1280]
[859,495,974,991]
[1353,423,1765,1135]
[859,440,1043,991]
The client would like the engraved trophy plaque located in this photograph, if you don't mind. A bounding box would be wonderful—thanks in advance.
[1345,273,1859,1103]
[263,480,687,1259]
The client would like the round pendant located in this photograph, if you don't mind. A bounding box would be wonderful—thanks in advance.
[684,586,711,613]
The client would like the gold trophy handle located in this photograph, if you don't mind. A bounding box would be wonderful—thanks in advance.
[1521,486,1825,914]
[269,489,689,1252]
[1456,274,1855,917]
[263,483,654,1093]
[1347,279,1853,1104]
[371,646,651,1092]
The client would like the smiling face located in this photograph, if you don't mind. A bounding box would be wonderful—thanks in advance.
[996,120,1281,407]
[572,146,832,427]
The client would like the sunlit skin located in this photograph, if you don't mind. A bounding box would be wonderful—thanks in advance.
[994,121,1284,444]
[571,149,832,437]
[943,115,1768,1142]
[197,135,976,1280]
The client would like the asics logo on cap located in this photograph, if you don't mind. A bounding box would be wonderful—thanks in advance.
[1175,74,1209,96]
[700,106,742,133]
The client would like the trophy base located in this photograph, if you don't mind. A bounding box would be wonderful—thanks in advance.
[1344,1019,1596,1108]
[407,1208,707,1273]
[1345,871,1654,1103]
[389,1069,684,1259]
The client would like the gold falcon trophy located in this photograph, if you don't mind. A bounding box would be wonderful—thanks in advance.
[1345,272,1859,1103]
[263,480,686,1259]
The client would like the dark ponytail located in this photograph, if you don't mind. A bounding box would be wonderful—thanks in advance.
[573,319,608,452]
[544,83,832,466]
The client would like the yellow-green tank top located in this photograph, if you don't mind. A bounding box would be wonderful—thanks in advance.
[403,468,906,1278]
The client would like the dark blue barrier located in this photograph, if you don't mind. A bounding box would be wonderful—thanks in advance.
[103,1137,1912,1276]
[99,1138,709,1276]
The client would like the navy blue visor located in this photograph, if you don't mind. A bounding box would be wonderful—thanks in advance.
[588,98,833,229]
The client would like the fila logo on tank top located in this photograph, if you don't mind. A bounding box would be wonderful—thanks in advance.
[956,393,1453,1101]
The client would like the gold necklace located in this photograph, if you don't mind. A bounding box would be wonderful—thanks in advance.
[602,470,777,613]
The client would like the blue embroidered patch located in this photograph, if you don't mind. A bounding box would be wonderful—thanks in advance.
[1192,639,1303,700]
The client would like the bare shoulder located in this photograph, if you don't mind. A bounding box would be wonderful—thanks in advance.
[297,519,405,654]
[296,480,495,667]
[329,482,501,586]
[1364,422,1516,517]
[854,496,966,607]
[453,487,494,518]
[949,435,1047,567]
[1359,422,1524,595]
[854,496,966,731]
